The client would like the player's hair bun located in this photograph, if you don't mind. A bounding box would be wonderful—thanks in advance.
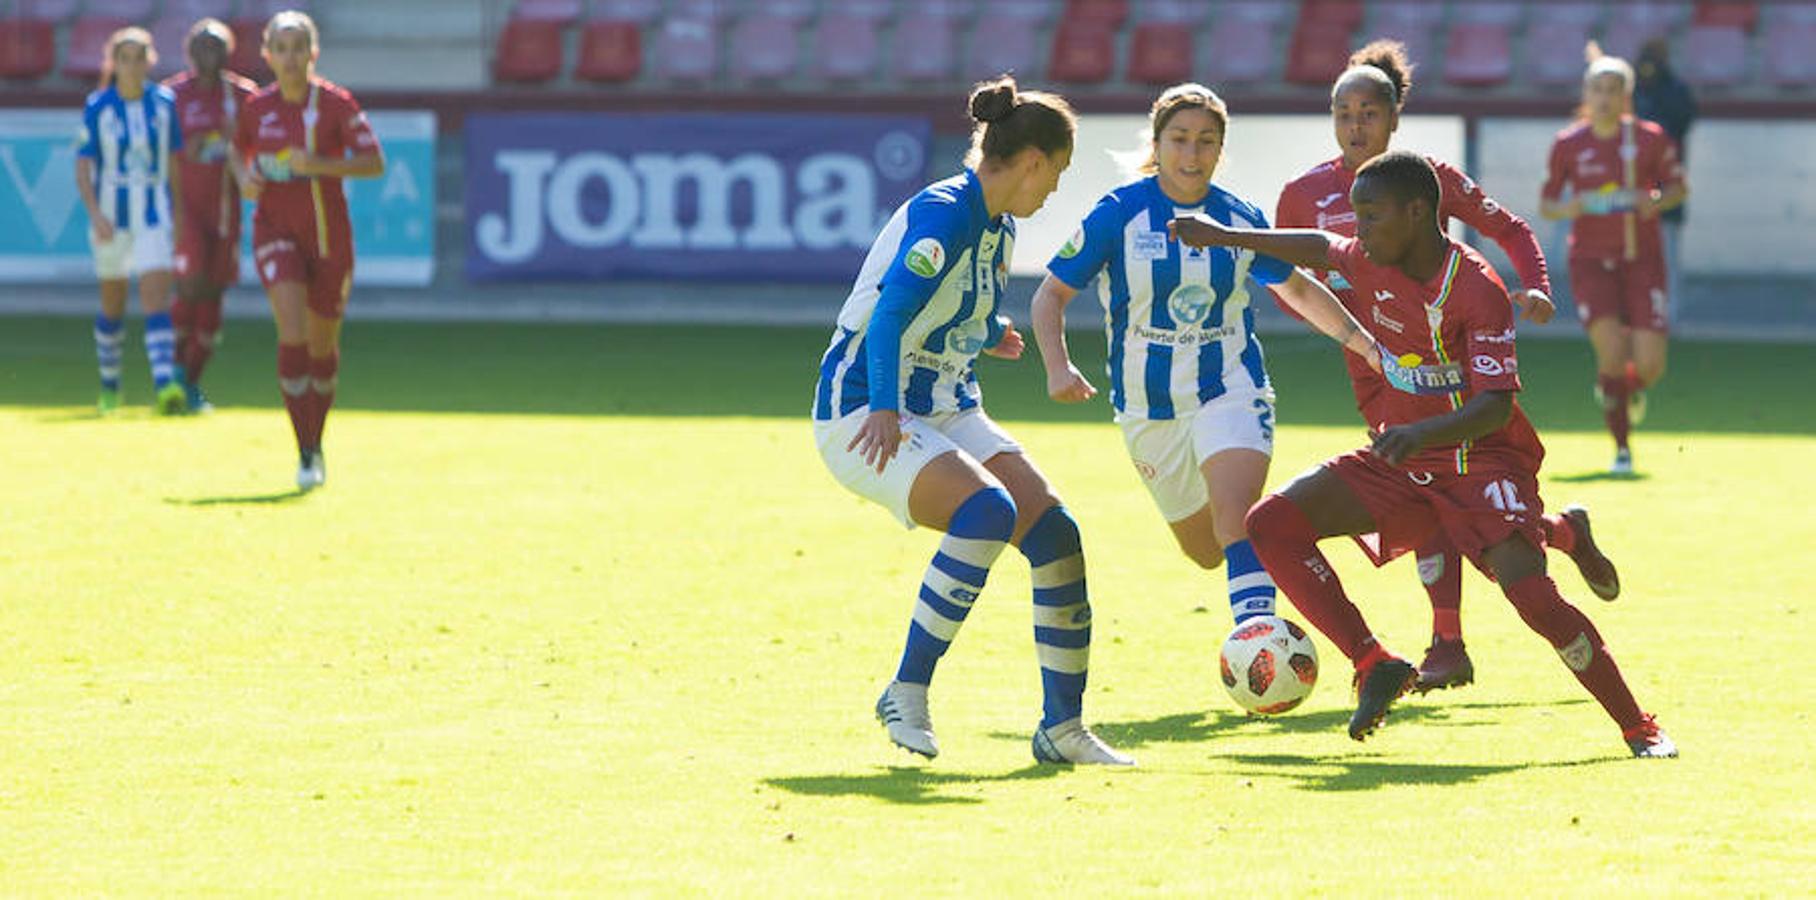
[969,76,1019,124]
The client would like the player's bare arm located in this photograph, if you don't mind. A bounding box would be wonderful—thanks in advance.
[75,157,114,242]
[1029,275,1096,403]
[1371,390,1515,466]
[289,149,385,179]
[1166,214,1334,270]
[1273,269,1382,371]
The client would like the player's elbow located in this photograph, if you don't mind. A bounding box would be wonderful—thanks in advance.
[1479,391,1516,429]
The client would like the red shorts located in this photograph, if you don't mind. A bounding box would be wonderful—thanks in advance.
[1570,254,1669,333]
[1326,450,1547,568]
[173,214,241,286]
[252,228,353,320]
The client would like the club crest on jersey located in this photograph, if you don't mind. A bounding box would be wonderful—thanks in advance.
[946,320,987,355]
[905,237,944,278]
[1167,282,1214,326]
[1058,227,1084,259]
[1381,351,1465,396]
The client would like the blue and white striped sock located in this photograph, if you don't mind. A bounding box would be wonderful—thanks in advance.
[1225,538,1277,623]
[1023,504,1090,728]
[894,486,1015,685]
[93,314,124,391]
[143,311,176,390]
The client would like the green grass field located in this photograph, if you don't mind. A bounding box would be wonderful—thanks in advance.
[1,315,1810,893]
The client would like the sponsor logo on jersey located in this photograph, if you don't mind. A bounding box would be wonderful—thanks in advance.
[904,237,944,277]
[1315,192,1343,209]
[1129,230,1168,261]
[1167,282,1213,326]
[1371,305,1404,334]
[1472,354,1504,376]
[1374,288,1395,302]
[1381,351,1466,396]
[1131,323,1238,347]
[1315,210,1356,229]
[1057,226,1084,259]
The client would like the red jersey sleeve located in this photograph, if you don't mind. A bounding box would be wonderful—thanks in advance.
[1540,134,1571,202]
[1275,178,1314,230]
[1434,158,1551,296]
[1649,128,1686,192]
[333,90,381,157]
[233,96,255,156]
[1457,270,1522,394]
[1327,234,1367,279]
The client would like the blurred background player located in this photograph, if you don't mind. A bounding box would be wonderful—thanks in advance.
[232,11,385,490]
[76,27,185,415]
[166,18,258,413]
[1276,41,1620,694]
[1633,37,1697,321]
[1173,151,1675,758]
[1029,83,1377,634]
[1541,45,1687,476]
[815,76,1132,766]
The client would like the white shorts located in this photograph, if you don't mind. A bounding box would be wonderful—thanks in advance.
[91,224,174,280]
[815,407,1022,529]
[1118,389,1276,523]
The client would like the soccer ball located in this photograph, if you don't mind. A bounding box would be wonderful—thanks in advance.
[1219,615,1319,715]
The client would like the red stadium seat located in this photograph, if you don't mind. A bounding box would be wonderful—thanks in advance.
[63,16,130,82]
[649,13,718,82]
[0,19,56,80]
[513,0,583,24]
[1679,24,1750,87]
[1285,20,1354,85]
[1444,23,1513,88]
[1693,0,1757,31]
[1525,20,1595,86]
[1126,22,1192,86]
[962,13,1041,82]
[1763,22,1816,86]
[1602,2,1687,59]
[1047,18,1115,84]
[1451,1,1526,26]
[16,0,82,22]
[1371,0,1447,28]
[887,14,956,82]
[1366,18,1436,79]
[813,13,880,82]
[1203,18,1276,84]
[575,19,641,83]
[727,14,801,82]
[83,0,154,18]
[1299,0,1364,29]
[1063,0,1128,27]
[492,18,564,83]
[227,17,272,83]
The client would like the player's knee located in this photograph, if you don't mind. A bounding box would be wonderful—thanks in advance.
[950,485,1017,543]
[1245,493,1307,548]
[1179,534,1224,570]
[1019,503,1081,566]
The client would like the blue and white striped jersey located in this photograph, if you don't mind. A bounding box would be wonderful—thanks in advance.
[814,169,1013,420]
[1047,176,1292,420]
[78,84,183,232]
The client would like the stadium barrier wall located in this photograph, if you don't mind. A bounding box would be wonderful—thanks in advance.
[0,110,438,286]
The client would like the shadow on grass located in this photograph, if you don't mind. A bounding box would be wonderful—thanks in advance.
[1052,697,1594,749]
[1224,751,1616,792]
[165,489,311,507]
[765,764,1064,806]
[1550,470,1653,483]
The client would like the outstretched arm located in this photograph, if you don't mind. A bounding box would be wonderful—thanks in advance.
[1272,270,1381,371]
[1167,214,1336,270]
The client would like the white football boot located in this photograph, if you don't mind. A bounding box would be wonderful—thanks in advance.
[1032,717,1136,766]
[296,450,326,491]
[875,681,938,758]
[1609,447,1634,476]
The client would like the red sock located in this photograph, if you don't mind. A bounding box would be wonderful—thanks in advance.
[1416,537,1463,640]
[1502,574,1645,731]
[1598,375,1630,450]
[1245,494,1380,664]
[170,298,195,373]
[1623,359,1642,393]
[308,352,338,449]
[1541,513,1576,554]
[186,300,222,386]
[277,344,312,451]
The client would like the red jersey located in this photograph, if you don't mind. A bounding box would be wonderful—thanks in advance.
[1327,235,1545,478]
[165,70,258,235]
[1541,117,1684,262]
[234,77,380,260]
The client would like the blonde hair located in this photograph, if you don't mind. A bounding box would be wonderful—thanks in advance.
[99,26,155,89]
[1578,40,1635,119]
[1137,82,1228,175]
[264,9,320,54]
